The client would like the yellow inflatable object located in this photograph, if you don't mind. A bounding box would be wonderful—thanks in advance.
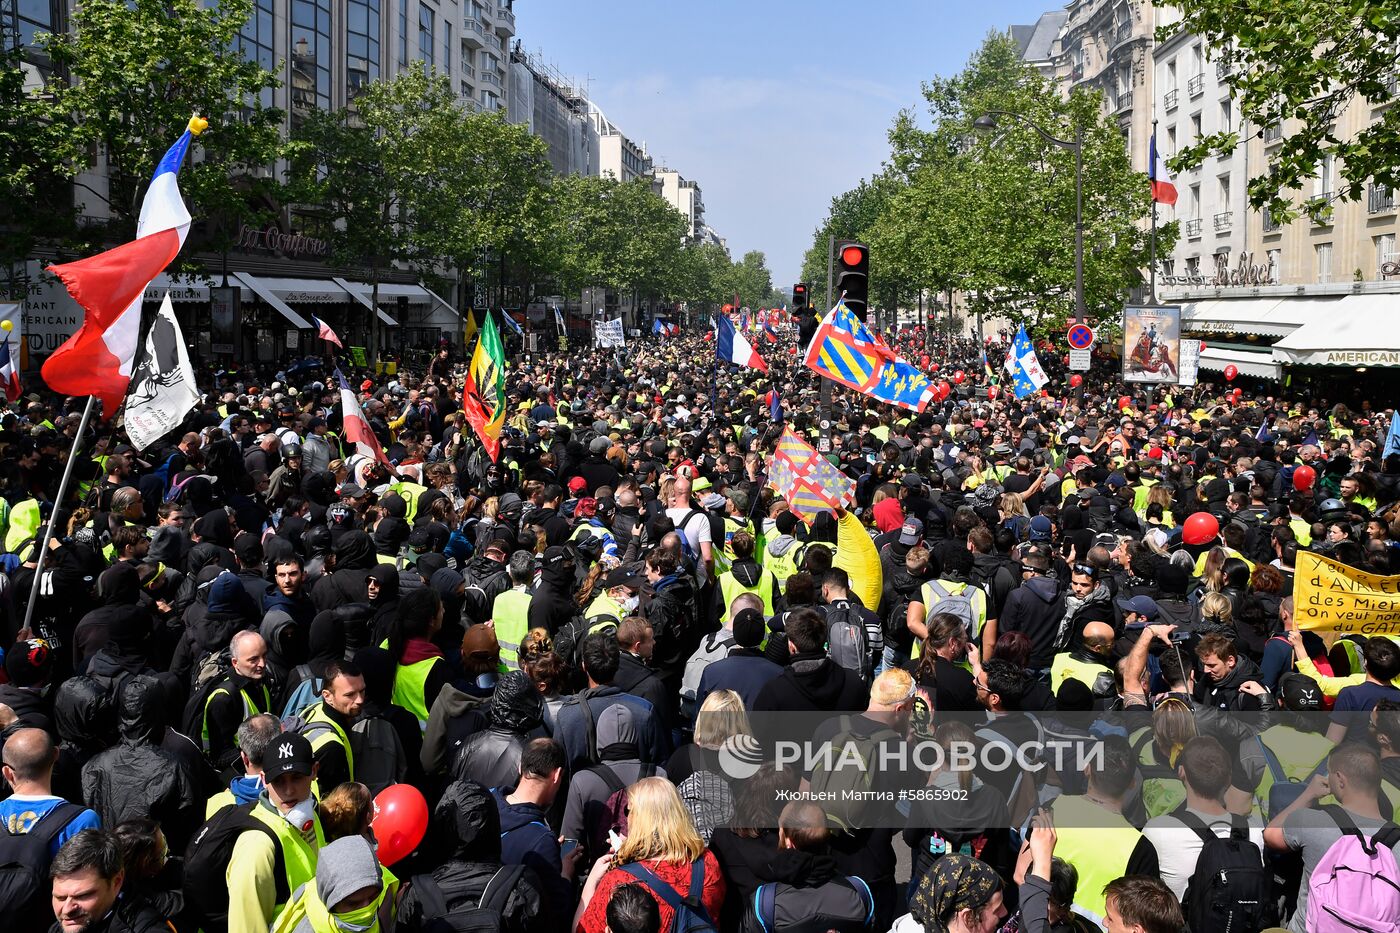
[834,509,882,612]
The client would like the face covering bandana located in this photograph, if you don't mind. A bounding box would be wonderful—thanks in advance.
[331,891,385,933]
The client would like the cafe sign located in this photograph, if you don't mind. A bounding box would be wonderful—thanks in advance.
[1159,251,1276,288]
[1274,348,1400,367]
[236,224,330,258]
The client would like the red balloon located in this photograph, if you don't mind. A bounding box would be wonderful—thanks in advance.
[1232,387,1243,399]
[1118,395,1132,410]
[937,380,951,400]
[1293,464,1316,491]
[787,346,798,356]
[702,331,713,342]
[373,784,429,867]
[1224,364,1238,381]
[1182,511,1221,546]
[1069,374,1083,388]
[953,370,966,384]
[987,385,1000,400]
[929,363,940,373]
[920,355,930,367]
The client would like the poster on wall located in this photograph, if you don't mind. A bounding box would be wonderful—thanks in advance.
[1177,339,1205,387]
[1121,304,1181,384]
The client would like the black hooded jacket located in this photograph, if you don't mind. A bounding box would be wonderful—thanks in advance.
[73,563,153,672]
[526,551,576,636]
[80,675,198,848]
[451,671,543,788]
[395,781,548,933]
[312,531,378,612]
[53,675,114,803]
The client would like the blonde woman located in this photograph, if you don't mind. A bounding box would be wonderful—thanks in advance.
[574,777,726,933]
[666,689,752,783]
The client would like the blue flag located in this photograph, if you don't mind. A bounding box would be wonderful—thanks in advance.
[1007,325,1048,400]
[1385,412,1400,460]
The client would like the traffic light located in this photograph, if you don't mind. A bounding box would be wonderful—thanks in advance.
[792,282,809,312]
[834,241,869,320]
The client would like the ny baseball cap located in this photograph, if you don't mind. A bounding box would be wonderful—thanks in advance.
[262,733,314,780]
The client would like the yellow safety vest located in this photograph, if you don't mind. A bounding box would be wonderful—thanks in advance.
[585,593,625,622]
[202,681,272,752]
[389,481,428,523]
[910,580,987,659]
[1253,723,1333,820]
[301,701,353,797]
[1050,653,1114,696]
[390,656,443,731]
[1131,478,1159,514]
[493,589,533,669]
[245,800,324,915]
[1289,517,1313,547]
[763,542,806,585]
[1051,795,1144,924]
[718,567,776,624]
[270,870,398,933]
[717,516,753,575]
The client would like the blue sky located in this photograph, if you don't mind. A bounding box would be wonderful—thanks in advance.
[513,0,1059,288]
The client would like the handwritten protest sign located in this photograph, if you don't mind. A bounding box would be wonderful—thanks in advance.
[1294,551,1400,637]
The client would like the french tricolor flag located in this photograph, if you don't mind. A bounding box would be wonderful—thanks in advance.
[1150,132,1177,206]
[0,333,19,402]
[44,117,207,411]
[337,369,393,469]
[313,314,343,348]
[715,313,767,374]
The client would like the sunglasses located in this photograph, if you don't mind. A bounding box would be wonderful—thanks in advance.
[1073,564,1096,577]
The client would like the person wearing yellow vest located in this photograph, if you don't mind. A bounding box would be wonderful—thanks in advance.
[1050,621,1118,699]
[202,631,275,772]
[1051,741,1160,926]
[208,713,283,819]
[492,551,535,670]
[302,661,365,798]
[717,531,779,624]
[271,835,397,933]
[717,491,754,576]
[1239,673,1334,821]
[906,548,988,658]
[387,588,451,732]
[761,511,807,585]
[226,733,326,933]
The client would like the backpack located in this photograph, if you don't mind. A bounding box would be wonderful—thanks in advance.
[976,718,1047,828]
[280,664,323,720]
[617,859,717,933]
[677,748,733,844]
[923,580,979,640]
[408,865,524,933]
[680,630,737,722]
[1256,735,1329,822]
[0,801,86,933]
[1173,806,1276,933]
[350,715,409,795]
[753,876,875,933]
[825,604,871,684]
[881,587,916,649]
[182,801,286,932]
[1306,804,1400,933]
[584,762,656,861]
[807,716,902,833]
[555,612,621,672]
[179,654,235,746]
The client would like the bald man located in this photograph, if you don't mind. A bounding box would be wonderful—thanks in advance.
[0,728,100,859]
[199,632,274,772]
[1050,620,1119,702]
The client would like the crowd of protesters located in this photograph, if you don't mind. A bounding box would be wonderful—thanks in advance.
[0,318,1396,933]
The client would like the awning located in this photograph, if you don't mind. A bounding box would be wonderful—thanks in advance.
[143,274,218,303]
[1199,345,1281,380]
[420,284,460,319]
[1182,298,1292,337]
[256,276,351,305]
[232,272,313,329]
[334,278,411,327]
[1272,294,1400,366]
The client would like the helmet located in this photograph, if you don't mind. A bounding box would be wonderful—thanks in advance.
[281,443,303,462]
[1317,498,1349,521]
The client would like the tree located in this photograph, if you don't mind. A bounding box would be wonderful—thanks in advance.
[801,173,904,313]
[1162,0,1400,220]
[35,0,283,259]
[728,250,775,308]
[875,33,1168,333]
[547,175,688,301]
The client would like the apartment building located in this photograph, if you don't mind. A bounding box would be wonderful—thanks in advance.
[656,168,706,242]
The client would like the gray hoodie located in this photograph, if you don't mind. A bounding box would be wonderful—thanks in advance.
[560,703,666,850]
[284,835,385,933]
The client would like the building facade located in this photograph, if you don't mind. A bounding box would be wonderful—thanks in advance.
[656,168,706,242]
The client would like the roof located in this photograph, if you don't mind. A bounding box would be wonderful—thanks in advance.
[1018,10,1068,62]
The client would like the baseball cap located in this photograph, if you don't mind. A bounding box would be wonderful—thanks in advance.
[1278,672,1323,712]
[1028,516,1054,541]
[337,482,366,499]
[898,517,924,546]
[900,473,923,491]
[605,567,645,591]
[4,638,52,687]
[262,733,314,780]
[1076,488,1096,500]
[408,527,432,551]
[1114,595,1160,622]
[567,476,587,494]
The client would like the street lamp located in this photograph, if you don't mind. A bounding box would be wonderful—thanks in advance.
[974,110,1085,323]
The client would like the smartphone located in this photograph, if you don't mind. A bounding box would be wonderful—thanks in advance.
[560,839,579,858]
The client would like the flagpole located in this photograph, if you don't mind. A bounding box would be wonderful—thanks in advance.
[21,394,97,636]
[1150,117,1159,305]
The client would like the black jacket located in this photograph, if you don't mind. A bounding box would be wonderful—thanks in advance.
[53,676,114,804]
[614,651,670,728]
[644,572,700,680]
[451,672,542,789]
[1196,655,1275,711]
[997,574,1066,668]
[526,555,575,636]
[738,849,876,933]
[575,455,621,495]
[311,531,378,612]
[80,676,198,849]
[752,652,867,747]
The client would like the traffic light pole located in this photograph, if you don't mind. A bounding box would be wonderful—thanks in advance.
[819,235,834,453]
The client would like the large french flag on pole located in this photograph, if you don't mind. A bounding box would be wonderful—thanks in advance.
[715,313,768,373]
[1149,132,1177,206]
[43,117,207,411]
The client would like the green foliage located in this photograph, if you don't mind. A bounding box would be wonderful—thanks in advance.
[35,0,283,252]
[545,174,688,298]
[728,250,776,308]
[800,174,903,311]
[1160,0,1400,220]
[837,32,1167,332]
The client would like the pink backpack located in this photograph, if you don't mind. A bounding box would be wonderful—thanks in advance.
[1307,804,1400,933]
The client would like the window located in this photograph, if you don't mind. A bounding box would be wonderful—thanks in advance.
[1186,256,1201,275]
[1167,125,1177,152]
[442,21,451,75]
[347,0,381,96]
[1314,154,1335,198]
[1191,112,1202,139]
[1267,249,1281,283]
[1219,175,1231,204]
[1191,44,1204,74]
[1316,242,1333,283]
[1377,233,1396,270]
[397,0,407,67]
[1189,183,1201,217]
[238,0,276,107]
[1220,99,1232,132]
[6,0,53,47]
[1166,61,1178,91]
[418,3,434,68]
[1160,258,1176,277]
[290,0,332,130]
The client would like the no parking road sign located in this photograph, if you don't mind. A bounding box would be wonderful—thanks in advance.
[1066,323,1095,350]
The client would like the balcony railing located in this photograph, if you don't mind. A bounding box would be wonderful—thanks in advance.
[1184,218,1203,237]
[1164,88,1178,110]
[1309,194,1334,225]
[1113,23,1131,46]
[1371,184,1396,214]
[494,6,515,32]
[1262,208,1281,232]
[1116,91,1133,111]
[463,18,485,46]
[1187,73,1205,97]
[479,70,501,88]
[463,61,475,78]
[1214,211,1233,231]
[1216,60,1233,80]
[1264,123,1283,144]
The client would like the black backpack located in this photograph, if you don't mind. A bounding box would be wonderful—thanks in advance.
[408,865,524,933]
[1174,806,1277,933]
[0,801,85,933]
[182,801,286,933]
